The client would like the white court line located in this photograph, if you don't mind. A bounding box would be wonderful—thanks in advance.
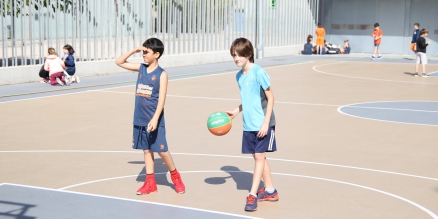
[0,90,94,104]
[312,62,438,85]
[2,150,438,182]
[338,100,438,127]
[57,171,437,219]
[94,91,438,113]
[1,183,257,219]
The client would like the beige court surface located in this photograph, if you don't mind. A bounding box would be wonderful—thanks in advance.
[1,60,438,218]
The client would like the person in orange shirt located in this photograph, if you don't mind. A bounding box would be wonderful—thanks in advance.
[371,23,383,59]
[315,23,326,55]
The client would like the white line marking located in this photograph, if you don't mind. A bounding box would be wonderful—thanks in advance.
[1,150,437,181]
[1,183,257,219]
[0,90,93,104]
[312,62,438,85]
[57,171,438,219]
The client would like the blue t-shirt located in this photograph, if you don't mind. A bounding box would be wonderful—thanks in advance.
[411,29,420,43]
[302,43,313,55]
[236,64,276,131]
[133,64,165,127]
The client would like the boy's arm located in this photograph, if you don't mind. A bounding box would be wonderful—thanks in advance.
[115,46,143,71]
[258,87,274,138]
[147,71,168,132]
[226,105,242,119]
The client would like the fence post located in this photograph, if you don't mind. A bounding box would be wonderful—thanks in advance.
[256,0,263,59]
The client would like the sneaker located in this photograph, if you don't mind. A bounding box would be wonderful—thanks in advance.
[76,76,80,83]
[171,171,185,194]
[136,179,157,195]
[371,56,376,60]
[56,78,64,86]
[244,195,258,212]
[414,73,419,77]
[377,55,382,59]
[65,76,71,86]
[421,74,429,77]
[257,188,279,202]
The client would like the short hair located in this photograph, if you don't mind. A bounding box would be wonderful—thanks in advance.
[420,28,428,35]
[344,39,349,42]
[230,38,254,63]
[374,23,380,27]
[414,23,420,27]
[48,47,58,56]
[63,44,75,55]
[318,23,322,28]
[143,38,164,59]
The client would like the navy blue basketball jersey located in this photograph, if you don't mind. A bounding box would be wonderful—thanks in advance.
[133,64,165,127]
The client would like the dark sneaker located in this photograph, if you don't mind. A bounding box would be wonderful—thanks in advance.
[136,179,157,195]
[171,172,185,194]
[371,56,376,60]
[257,188,279,202]
[244,195,258,212]
[377,55,382,59]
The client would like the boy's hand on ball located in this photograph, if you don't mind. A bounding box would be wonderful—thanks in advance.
[226,110,237,119]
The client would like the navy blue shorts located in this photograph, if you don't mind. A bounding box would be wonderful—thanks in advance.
[242,127,277,154]
[374,43,380,47]
[132,125,168,152]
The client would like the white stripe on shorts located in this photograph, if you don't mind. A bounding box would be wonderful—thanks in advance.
[268,130,275,151]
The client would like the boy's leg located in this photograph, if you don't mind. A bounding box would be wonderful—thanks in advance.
[158,151,185,194]
[250,153,266,195]
[262,159,274,189]
[422,64,426,74]
[137,149,158,195]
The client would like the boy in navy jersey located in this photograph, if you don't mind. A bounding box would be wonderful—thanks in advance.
[226,38,279,212]
[115,38,185,195]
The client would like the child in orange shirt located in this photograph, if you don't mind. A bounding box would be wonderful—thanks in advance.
[315,23,326,55]
[371,23,382,59]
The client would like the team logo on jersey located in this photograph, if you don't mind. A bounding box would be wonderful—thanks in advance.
[152,75,156,81]
[136,83,153,97]
[160,144,165,150]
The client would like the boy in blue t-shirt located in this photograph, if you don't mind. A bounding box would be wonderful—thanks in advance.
[115,38,185,195]
[226,38,279,212]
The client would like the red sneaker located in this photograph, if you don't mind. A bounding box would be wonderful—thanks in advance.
[136,178,157,195]
[171,171,185,194]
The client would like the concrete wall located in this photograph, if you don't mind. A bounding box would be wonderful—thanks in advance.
[0,45,301,85]
[321,0,438,55]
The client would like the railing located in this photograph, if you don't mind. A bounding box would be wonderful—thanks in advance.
[0,0,319,67]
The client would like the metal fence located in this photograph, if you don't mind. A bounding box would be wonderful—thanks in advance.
[0,0,319,67]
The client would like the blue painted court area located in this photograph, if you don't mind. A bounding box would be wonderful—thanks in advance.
[0,184,254,219]
[338,101,438,126]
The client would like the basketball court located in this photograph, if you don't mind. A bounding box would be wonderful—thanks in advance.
[1,54,438,218]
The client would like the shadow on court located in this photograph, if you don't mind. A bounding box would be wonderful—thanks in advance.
[204,166,264,192]
[403,72,418,76]
[0,200,36,219]
[128,158,174,189]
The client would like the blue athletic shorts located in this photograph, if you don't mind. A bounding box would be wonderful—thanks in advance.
[374,43,380,47]
[132,125,168,152]
[242,127,277,154]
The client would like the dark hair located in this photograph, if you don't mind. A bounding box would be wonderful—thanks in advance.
[63,44,75,55]
[420,28,428,35]
[414,23,420,27]
[306,34,313,43]
[318,23,322,28]
[142,38,164,59]
[374,23,380,27]
[230,38,254,63]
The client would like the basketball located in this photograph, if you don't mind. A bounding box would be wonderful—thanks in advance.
[207,111,232,136]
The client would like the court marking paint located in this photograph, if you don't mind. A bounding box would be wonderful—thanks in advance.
[312,61,438,85]
[0,183,257,219]
[1,150,437,182]
[55,171,437,219]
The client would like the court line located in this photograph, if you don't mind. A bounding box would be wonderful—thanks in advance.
[57,171,437,219]
[312,62,438,85]
[93,91,438,114]
[0,90,94,104]
[1,183,257,219]
[2,150,437,182]
[338,100,438,127]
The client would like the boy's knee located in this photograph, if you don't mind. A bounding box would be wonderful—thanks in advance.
[157,151,170,157]
[253,153,265,161]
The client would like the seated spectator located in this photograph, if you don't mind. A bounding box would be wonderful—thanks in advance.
[301,35,314,55]
[340,40,351,54]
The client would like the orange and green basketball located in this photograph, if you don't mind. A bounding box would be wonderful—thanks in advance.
[207,111,232,136]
